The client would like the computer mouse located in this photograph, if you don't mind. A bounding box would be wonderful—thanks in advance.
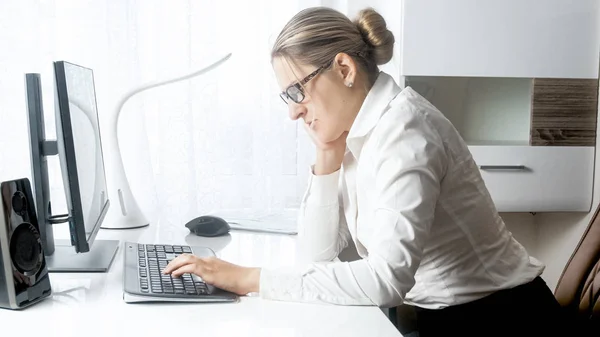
[185,215,230,237]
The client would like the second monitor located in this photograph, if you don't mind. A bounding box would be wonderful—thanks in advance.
[26,61,118,272]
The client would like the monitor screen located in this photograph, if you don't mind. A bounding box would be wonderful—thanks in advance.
[54,61,109,253]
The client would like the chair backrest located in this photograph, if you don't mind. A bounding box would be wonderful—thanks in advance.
[554,203,600,329]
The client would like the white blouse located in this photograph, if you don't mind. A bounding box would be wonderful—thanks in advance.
[258,72,544,309]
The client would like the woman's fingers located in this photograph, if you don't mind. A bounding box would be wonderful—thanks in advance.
[171,263,200,277]
[162,253,195,274]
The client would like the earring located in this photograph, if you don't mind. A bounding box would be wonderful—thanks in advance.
[347,82,353,88]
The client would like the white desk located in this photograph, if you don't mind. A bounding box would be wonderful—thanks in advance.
[1,218,402,337]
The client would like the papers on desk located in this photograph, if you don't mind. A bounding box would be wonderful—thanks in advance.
[209,209,298,235]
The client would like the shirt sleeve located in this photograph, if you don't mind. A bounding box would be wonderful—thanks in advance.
[259,112,447,307]
[295,165,351,264]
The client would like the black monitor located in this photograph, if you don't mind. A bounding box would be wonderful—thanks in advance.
[25,61,119,272]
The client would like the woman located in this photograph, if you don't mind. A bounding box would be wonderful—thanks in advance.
[164,7,564,335]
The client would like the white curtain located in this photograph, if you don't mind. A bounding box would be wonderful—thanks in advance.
[0,0,400,227]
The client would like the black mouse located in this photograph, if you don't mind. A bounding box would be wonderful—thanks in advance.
[185,215,230,237]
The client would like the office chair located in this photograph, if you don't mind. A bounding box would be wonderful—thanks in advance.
[554,202,600,335]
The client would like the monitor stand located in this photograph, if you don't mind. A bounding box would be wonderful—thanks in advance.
[45,239,120,273]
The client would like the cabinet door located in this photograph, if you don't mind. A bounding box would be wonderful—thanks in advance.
[469,146,594,212]
[400,0,600,78]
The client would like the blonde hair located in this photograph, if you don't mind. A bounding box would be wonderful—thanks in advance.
[271,7,394,86]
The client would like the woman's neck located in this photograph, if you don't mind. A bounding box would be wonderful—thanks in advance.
[344,78,370,132]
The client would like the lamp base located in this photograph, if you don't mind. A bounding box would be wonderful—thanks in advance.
[100,200,150,229]
[101,222,149,230]
[100,213,149,229]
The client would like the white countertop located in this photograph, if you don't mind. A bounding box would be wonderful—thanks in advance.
[1,218,402,337]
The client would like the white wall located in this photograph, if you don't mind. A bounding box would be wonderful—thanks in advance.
[501,213,538,257]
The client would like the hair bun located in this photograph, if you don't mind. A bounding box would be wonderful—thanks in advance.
[354,8,394,65]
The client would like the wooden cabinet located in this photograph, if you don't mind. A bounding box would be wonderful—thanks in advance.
[530,79,598,146]
[403,75,598,212]
[399,0,600,212]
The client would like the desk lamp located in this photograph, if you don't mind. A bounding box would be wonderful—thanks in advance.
[101,53,232,229]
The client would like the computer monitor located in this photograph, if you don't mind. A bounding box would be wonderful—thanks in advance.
[25,61,119,273]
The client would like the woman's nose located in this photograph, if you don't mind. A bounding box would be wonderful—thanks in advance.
[288,102,306,121]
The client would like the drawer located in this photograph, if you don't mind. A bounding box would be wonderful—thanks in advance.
[468,146,595,212]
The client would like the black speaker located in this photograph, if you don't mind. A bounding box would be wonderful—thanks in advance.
[0,178,51,309]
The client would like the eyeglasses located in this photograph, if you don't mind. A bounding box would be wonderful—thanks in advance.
[279,62,330,105]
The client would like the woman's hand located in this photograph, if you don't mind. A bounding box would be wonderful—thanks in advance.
[304,124,348,152]
[162,254,261,296]
[305,124,348,175]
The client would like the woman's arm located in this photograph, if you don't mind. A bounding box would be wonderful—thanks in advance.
[295,128,351,264]
[296,166,351,263]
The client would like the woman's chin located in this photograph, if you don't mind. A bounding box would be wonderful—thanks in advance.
[316,134,336,145]
[318,131,345,144]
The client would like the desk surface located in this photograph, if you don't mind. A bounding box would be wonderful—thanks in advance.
[1,218,401,337]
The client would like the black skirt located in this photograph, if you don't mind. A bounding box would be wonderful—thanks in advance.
[414,277,566,337]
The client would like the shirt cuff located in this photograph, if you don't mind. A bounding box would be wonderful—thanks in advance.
[306,165,340,205]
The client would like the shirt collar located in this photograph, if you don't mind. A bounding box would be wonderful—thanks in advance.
[346,72,402,157]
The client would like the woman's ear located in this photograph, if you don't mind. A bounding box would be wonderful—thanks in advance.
[333,52,357,87]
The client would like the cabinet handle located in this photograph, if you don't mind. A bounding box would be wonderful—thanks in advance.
[479,165,526,171]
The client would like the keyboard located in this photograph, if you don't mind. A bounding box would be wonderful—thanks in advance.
[122,242,238,303]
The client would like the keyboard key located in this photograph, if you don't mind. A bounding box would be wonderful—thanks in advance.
[182,246,192,253]
[146,244,155,252]
[138,244,144,251]
[175,289,185,294]
[165,246,174,253]
[139,259,146,268]
[138,251,145,258]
